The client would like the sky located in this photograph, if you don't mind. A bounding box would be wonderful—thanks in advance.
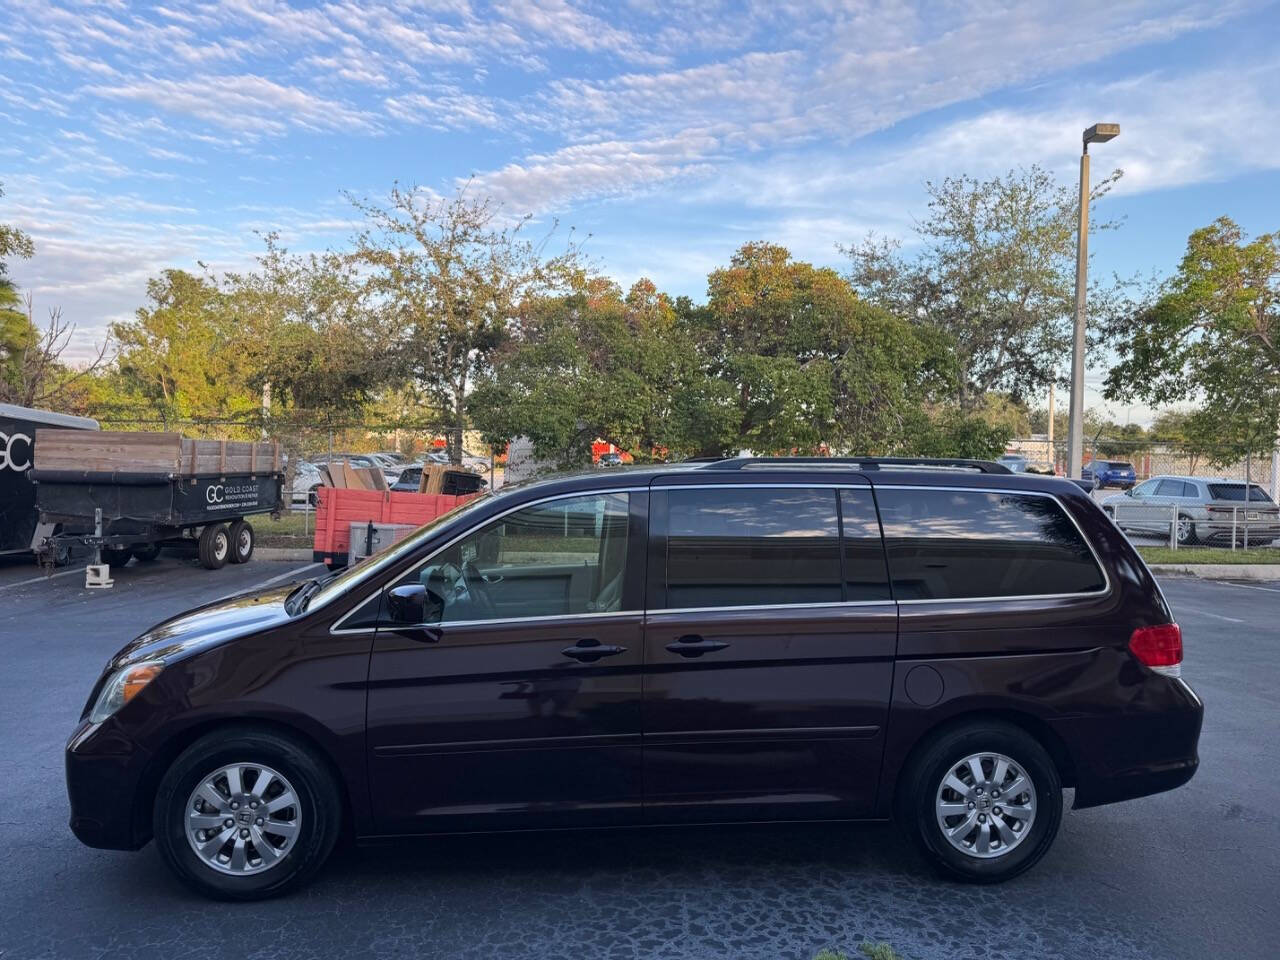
[3,0,1280,424]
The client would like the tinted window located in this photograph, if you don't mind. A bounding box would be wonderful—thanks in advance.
[1207,483,1273,502]
[876,488,1105,600]
[1111,462,1134,471]
[839,490,891,601]
[663,487,841,608]
[412,492,630,623]
[1156,479,1191,497]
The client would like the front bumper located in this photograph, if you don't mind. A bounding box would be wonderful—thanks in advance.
[1055,676,1203,809]
[66,720,153,851]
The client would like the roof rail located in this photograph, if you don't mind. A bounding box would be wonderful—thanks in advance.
[700,456,1013,474]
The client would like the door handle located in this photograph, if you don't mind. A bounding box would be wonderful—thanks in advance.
[560,638,627,663]
[665,635,730,658]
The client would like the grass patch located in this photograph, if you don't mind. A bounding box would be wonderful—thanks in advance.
[1138,546,1280,565]
[814,943,908,960]
[248,510,316,547]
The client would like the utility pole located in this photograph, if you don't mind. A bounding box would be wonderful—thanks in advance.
[1067,123,1119,479]
[1047,381,1055,469]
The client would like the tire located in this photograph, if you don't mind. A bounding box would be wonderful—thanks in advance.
[1176,515,1196,546]
[308,485,321,507]
[198,524,230,569]
[153,727,342,901]
[227,520,254,564]
[900,720,1062,884]
[100,546,132,569]
[131,542,163,562]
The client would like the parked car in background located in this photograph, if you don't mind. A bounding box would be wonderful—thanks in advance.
[290,461,325,506]
[597,452,624,468]
[1081,460,1136,489]
[1102,476,1280,545]
[1026,460,1057,476]
[389,463,488,495]
[67,456,1201,899]
[997,454,1028,473]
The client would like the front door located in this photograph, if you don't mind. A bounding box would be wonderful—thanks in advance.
[641,482,897,821]
[366,490,648,833]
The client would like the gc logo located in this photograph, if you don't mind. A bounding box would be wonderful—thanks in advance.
[206,484,225,504]
[0,431,32,472]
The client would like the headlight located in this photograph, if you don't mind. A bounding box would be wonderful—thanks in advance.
[89,660,164,724]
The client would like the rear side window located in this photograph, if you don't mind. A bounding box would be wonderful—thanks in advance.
[663,487,843,608]
[876,488,1106,601]
[1207,483,1273,502]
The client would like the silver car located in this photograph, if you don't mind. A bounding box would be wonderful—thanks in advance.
[1102,475,1280,546]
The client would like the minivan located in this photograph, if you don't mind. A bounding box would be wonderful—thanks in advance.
[66,457,1203,900]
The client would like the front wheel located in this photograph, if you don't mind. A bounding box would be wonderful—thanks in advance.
[901,721,1062,883]
[1176,515,1196,546]
[153,727,342,901]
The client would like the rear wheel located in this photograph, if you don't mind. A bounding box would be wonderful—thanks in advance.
[153,727,342,900]
[227,520,254,564]
[131,542,162,562]
[198,524,230,569]
[1176,515,1196,546]
[901,721,1062,883]
[100,547,132,569]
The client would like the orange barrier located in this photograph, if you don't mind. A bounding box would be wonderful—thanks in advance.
[312,486,475,566]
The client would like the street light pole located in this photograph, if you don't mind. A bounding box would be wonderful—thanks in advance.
[1067,122,1119,480]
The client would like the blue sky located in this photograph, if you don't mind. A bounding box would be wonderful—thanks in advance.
[3,0,1279,422]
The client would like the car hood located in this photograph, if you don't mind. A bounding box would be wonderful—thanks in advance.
[110,583,299,669]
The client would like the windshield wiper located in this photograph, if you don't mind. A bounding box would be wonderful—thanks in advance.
[288,579,323,615]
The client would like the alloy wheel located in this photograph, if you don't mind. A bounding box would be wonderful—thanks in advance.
[935,752,1036,859]
[185,763,301,875]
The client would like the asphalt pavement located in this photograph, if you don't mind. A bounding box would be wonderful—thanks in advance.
[1,555,1277,960]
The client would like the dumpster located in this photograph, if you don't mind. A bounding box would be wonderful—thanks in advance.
[31,429,283,569]
[0,404,99,558]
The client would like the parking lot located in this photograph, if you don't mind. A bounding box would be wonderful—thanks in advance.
[1,556,1277,960]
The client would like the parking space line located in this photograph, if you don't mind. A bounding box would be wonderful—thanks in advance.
[0,566,85,591]
[1173,604,1245,623]
[1181,579,1280,595]
[218,562,323,598]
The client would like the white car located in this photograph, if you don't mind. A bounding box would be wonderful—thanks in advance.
[290,461,326,506]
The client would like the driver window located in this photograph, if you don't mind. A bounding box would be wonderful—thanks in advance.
[413,492,631,624]
[1131,480,1157,498]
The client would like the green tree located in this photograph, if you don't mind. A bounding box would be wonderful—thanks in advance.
[347,184,583,463]
[692,242,957,455]
[1104,217,1280,447]
[845,165,1122,407]
[111,269,259,428]
[1,183,107,407]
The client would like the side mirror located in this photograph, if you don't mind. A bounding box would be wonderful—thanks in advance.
[387,584,442,625]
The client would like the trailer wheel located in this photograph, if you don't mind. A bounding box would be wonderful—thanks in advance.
[228,520,254,564]
[198,525,230,570]
[132,543,163,562]
[101,547,132,569]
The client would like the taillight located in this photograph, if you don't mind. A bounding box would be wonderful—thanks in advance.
[1129,623,1183,677]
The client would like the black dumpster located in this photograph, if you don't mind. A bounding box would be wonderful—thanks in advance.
[0,404,98,557]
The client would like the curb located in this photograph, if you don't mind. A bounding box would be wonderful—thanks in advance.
[255,547,315,562]
[1148,563,1280,581]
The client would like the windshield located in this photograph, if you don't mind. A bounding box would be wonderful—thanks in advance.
[301,492,494,613]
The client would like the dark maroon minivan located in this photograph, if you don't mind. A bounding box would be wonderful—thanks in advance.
[66,457,1202,899]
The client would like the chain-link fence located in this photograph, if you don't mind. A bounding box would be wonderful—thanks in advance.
[1007,437,1280,553]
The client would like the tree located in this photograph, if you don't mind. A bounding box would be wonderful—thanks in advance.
[1,183,107,407]
[845,165,1122,407]
[691,242,957,455]
[111,269,258,428]
[469,278,715,466]
[1103,217,1280,443]
[347,184,582,463]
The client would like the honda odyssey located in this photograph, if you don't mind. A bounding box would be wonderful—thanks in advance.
[66,457,1203,899]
